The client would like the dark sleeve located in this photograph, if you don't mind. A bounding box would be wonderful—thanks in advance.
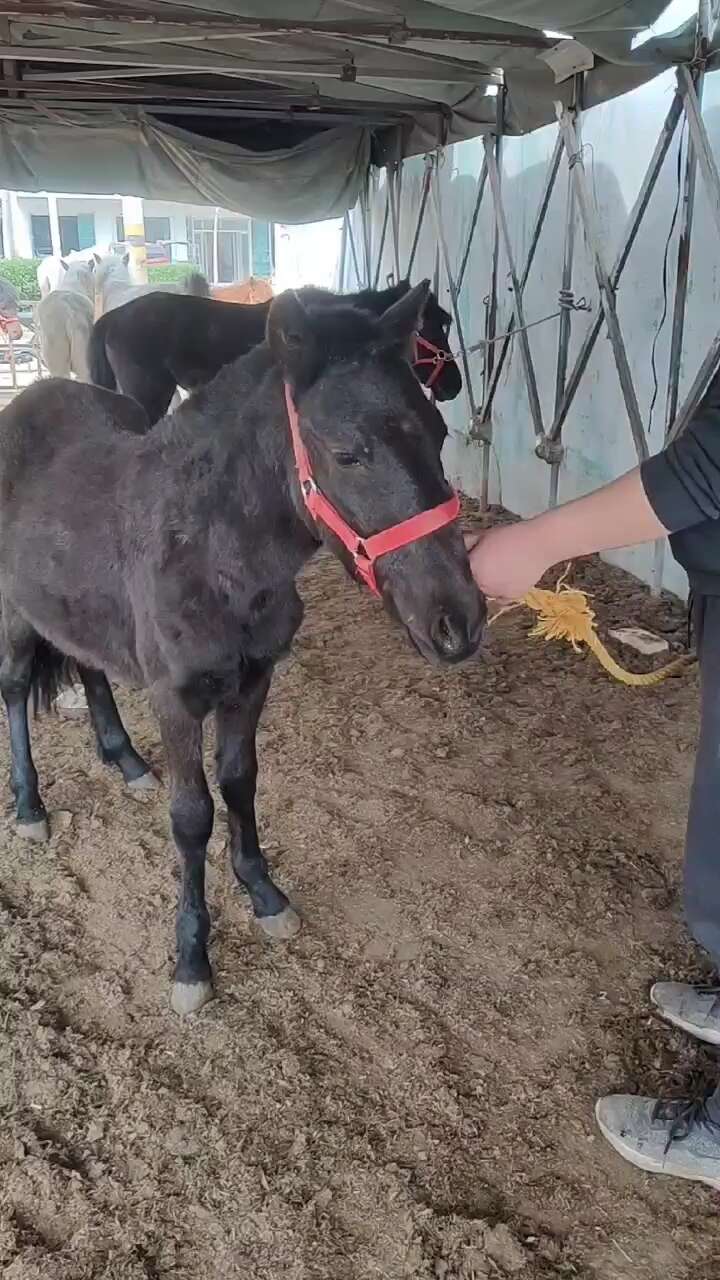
[641,401,720,533]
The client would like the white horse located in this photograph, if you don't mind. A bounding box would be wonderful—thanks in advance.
[93,252,209,316]
[35,259,95,380]
[37,247,101,299]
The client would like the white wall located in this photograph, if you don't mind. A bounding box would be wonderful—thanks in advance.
[352,66,720,598]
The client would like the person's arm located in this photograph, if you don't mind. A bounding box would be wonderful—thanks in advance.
[468,394,720,600]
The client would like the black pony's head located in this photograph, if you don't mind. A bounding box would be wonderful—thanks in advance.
[267,284,484,665]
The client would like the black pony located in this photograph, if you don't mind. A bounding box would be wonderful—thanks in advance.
[0,284,483,1014]
[88,280,462,425]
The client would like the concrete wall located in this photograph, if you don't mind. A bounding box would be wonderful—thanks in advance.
[351,68,720,598]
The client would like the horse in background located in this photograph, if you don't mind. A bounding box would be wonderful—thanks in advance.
[0,279,23,342]
[37,248,102,299]
[93,253,209,316]
[210,276,273,305]
[35,259,96,381]
[88,279,463,426]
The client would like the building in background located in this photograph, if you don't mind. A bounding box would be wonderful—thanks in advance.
[0,190,273,284]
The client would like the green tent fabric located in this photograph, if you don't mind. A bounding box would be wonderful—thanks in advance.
[0,2,713,220]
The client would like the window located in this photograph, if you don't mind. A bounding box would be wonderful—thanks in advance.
[144,216,171,245]
[31,214,52,257]
[188,213,251,284]
[31,212,95,257]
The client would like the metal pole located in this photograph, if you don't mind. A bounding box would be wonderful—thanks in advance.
[484,134,546,447]
[359,178,372,287]
[481,131,563,423]
[388,160,403,282]
[212,206,219,286]
[337,214,348,291]
[668,330,720,441]
[406,157,432,279]
[556,104,648,462]
[549,74,583,506]
[372,186,390,289]
[548,90,684,443]
[456,155,488,295]
[346,212,362,289]
[480,87,504,509]
[429,154,480,433]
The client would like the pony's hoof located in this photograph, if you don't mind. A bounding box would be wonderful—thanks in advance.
[171,980,214,1016]
[258,906,301,941]
[16,817,50,842]
[128,771,159,792]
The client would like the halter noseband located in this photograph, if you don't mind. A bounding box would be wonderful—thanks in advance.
[284,384,460,599]
[413,333,457,391]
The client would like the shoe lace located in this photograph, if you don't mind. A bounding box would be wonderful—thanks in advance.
[653,1090,720,1154]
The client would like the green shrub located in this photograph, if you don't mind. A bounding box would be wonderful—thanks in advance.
[147,264,198,285]
[0,258,41,301]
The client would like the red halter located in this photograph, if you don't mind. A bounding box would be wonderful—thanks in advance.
[284,384,460,598]
[413,334,456,391]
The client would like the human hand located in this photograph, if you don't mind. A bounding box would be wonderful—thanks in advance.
[464,521,552,601]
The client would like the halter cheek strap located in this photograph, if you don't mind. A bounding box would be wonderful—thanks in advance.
[284,384,460,599]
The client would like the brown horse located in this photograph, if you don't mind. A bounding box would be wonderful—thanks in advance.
[0,284,484,1014]
[210,276,273,305]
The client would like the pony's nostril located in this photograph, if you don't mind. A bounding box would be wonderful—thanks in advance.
[431,610,468,658]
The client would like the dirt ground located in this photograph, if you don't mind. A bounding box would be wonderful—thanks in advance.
[1,507,719,1280]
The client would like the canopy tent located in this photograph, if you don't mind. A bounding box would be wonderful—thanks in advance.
[0,2,715,220]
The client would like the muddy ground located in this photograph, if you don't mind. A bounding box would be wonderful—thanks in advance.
[1,509,718,1280]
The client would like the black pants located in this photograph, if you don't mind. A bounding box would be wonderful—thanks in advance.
[685,596,720,1121]
[686,595,720,969]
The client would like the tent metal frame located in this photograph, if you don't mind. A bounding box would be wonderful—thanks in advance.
[344,0,720,590]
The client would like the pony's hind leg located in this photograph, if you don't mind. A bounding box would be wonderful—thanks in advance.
[152,685,214,1015]
[0,613,49,841]
[78,666,157,790]
[215,663,300,941]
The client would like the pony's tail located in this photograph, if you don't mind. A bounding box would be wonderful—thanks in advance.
[87,320,116,391]
[29,640,77,717]
[185,272,210,298]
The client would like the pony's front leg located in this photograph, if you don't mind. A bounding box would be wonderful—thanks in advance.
[215,662,300,941]
[152,686,214,1015]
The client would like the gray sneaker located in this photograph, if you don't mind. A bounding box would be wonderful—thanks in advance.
[596,1093,720,1189]
[651,982,720,1046]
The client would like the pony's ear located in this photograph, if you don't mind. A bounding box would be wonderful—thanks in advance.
[267,289,318,388]
[60,259,69,271]
[378,279,430,352]
[93,252,101,265]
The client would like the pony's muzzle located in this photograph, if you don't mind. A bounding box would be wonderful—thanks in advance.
[429,601,485,663]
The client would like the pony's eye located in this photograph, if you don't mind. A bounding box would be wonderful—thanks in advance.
[334,451,361,468]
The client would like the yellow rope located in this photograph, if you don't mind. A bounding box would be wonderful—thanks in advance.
[490,571,696,687]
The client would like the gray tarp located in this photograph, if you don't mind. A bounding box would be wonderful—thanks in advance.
[0,2,714,220]
[0,108,370,222]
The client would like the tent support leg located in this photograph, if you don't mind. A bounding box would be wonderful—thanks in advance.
[556,104,648,463]
[549,73,583,507]
[548,90,684,444]
[484,134,546,449]
[456,156,488,295]
[372,187,390,289]
[388,160,403,283]
[429,154,481,449]
[479,89,505,509]
[406,157,432,279]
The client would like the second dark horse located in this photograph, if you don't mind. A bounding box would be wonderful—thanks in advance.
[88,280,463,424]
